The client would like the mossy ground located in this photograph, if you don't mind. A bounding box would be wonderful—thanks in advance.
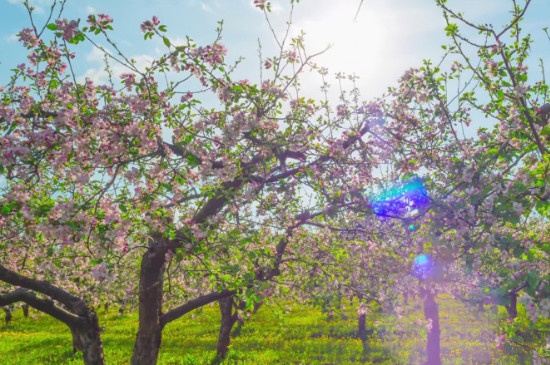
[0,294,531,364]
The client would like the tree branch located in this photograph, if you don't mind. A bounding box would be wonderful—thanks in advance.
[0,288,82,326]
[0,264,87,316]
[160,289,235,327]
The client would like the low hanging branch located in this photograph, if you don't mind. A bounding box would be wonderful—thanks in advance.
[0,288,81,326]
[0,264,87,316]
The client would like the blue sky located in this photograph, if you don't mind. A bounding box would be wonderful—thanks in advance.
[1,0,549,102]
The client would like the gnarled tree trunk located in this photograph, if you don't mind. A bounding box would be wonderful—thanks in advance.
[217,296,238,358]
[3,306,12,325]
[131,245,166,365]
[357,302,367,340]
[422,289,441,365]
[22,304,29,317]
[0,291,104,364]
[70,309,105,365]
[0,264,105,365]
[505,292,518,320]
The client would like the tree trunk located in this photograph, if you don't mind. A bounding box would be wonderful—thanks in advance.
[3,306,12,325]
[131,246,166,365]
[217,296,238,358]
[422,290,441,365]
[0,265,106,365]
[505,292,518,320]
[70,309,105,365]
[357,302,367,340]
[358,313,367,339]
[22,304,29,317]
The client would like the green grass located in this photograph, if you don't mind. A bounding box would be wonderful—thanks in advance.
[0,294,530,364]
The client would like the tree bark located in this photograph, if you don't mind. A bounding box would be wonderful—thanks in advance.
[422,290,441,365]
[22,304,29,317]
[358,312,367,339]
[0,287,105,365]
[217,296,238,358]
[357,302,367,340]
[3,306,12,325]
[505,292,518,320]
[131,245,166,365]
[69,309,105,365]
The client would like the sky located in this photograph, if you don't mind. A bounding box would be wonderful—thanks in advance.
[1,0,550,103]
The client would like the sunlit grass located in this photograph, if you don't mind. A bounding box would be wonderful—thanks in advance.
[0,294,530,364]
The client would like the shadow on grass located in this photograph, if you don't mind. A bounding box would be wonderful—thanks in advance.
[360,340,397,364]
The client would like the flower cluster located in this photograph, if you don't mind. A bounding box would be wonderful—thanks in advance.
[140,16,160,33]
[254,0,270,10]
[87,13,114,30]
[17,28,40,48]
[189,43,228,66]
[120,73,136,91]
[55,18,79,41]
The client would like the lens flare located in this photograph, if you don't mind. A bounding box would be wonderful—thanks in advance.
[370,177,429,219]
[413,254,434,280]
[414,254,429,266]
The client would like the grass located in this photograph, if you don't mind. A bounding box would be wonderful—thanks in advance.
[0,294,531,364]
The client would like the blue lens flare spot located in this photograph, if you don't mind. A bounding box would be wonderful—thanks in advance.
[370,177,429,219]
[412,254,434,280]
[414,254,430,267]
[409,224,415,230]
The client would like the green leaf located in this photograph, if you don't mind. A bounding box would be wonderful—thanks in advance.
[186,154,200,166]
[163,36,170,47]
[46,23,58,30]
[527,271,541,290]
[445,23,458,36]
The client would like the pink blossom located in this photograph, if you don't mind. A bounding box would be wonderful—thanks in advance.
[140,16,160,33]
[55,18,79,41]
[17,28,39,48]
[193,43,227,66]
[94,14,114,29]
[484,60,498,77]
[495,334,506,349]
[426,318,433,332]
[286,50,298,62]
[254,0,270,10]
[91,262,109,281]
[450,61,462,72]
[398,69,414,83]
[181,92,193,103]
[120,73,136,91]
[336,104,348,118]
[512,202,524,216]
[517,62,528,73]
